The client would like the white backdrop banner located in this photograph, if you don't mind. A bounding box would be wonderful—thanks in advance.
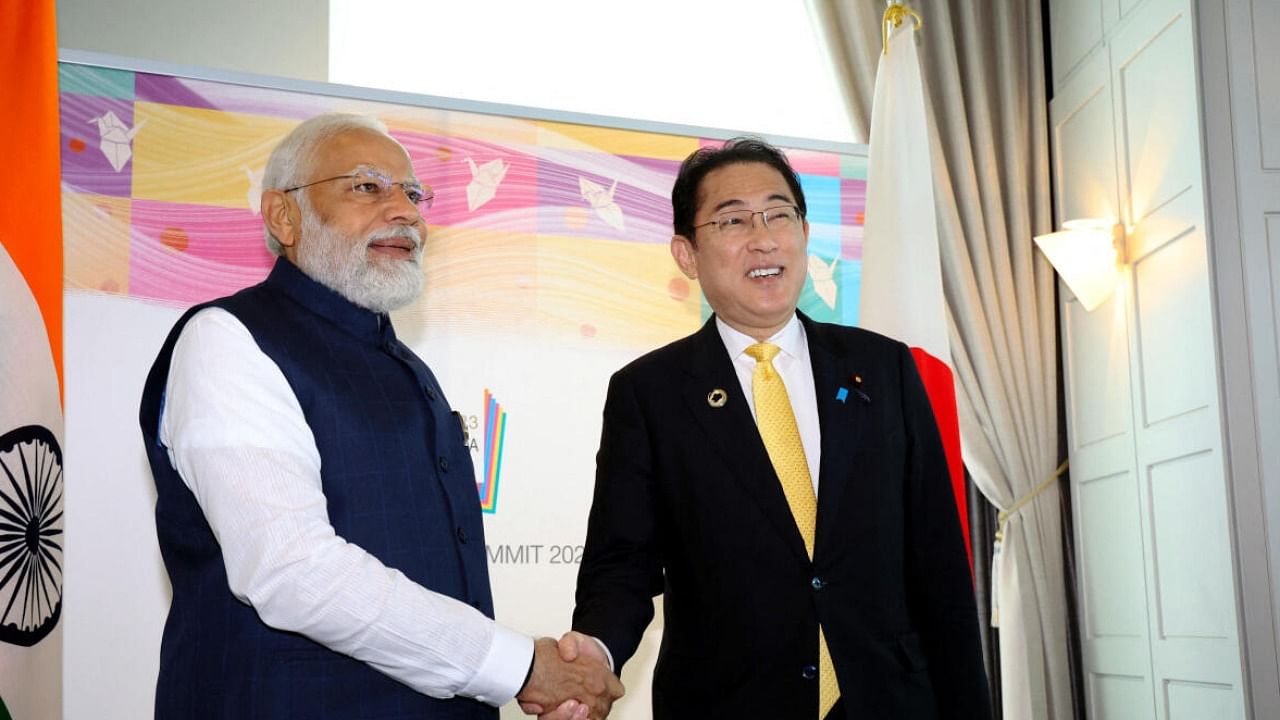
[57,58,869,719]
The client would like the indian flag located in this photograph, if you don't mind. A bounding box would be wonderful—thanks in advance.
[0,1,65,717]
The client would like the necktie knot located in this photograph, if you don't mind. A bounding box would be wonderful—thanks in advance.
[745,342,782,368]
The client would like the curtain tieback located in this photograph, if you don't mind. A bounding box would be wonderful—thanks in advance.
[994,459,1069,542]
[990,459,1069,626]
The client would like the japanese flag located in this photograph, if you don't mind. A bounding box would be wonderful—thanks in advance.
[859,22,970,562]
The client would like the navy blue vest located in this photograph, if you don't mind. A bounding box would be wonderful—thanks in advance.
[140,259,499,719]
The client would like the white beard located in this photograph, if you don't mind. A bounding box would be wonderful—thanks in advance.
[293,202,424,313]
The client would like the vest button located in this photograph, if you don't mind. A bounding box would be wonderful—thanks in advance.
[456,526,468,543]
[438,456,449,472]
[801,664,818,680]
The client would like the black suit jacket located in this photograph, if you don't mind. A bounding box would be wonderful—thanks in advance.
[573,313,991,719]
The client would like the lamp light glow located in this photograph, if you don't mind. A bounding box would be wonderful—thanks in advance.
[1034,219,1124,312]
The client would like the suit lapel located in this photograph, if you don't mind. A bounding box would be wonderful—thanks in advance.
[804,315,871,552]
[681,318,812,565]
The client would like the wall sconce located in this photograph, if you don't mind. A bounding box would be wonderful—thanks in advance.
[1033,219,1126,312]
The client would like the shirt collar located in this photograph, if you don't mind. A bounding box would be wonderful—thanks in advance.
[715,313,806,361]
[264,257,395,345]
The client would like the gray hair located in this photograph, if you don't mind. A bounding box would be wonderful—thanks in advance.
[261,113,392,256]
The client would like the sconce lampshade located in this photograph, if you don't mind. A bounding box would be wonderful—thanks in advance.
[1033,219,1122,312]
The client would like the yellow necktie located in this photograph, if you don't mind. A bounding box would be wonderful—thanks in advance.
[744,342,839,719]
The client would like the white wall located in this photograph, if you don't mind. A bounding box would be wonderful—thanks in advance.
[327,0,856,145]
[1197,0,1280,716]
[56,0,328,82]
[1049,0,1248,717]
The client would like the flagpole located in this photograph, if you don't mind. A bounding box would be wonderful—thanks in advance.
[882,1,923,55]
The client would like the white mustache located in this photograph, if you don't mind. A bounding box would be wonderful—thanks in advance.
[366,226,423,251]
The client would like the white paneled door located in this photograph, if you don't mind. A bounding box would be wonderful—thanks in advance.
[1050,0,1246,717]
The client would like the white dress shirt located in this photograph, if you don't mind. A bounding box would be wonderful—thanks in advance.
[716,314,823,493]
[159,307,532,706]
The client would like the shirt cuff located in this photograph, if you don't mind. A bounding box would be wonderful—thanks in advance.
[460,623,534,706]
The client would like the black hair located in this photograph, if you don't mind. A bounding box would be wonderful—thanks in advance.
[670,137,807,242]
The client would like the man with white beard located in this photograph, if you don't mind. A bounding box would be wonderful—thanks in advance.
[138,114,622,720]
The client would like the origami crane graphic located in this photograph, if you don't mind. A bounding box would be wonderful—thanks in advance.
[807,254,839,309]
[88,111,143,172]
[244,166,265,214]
[579,177,625,231]
[464,157,508,211]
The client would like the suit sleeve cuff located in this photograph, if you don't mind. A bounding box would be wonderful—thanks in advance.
[589,635,616,672]
[461,624,534,707]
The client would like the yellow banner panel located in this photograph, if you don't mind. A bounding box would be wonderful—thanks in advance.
[63,192,131,294]
[535,120,698,160]
[535,235,701,349]
[131,103,295,208]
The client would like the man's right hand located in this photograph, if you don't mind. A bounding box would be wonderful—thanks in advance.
[516,636,624,720]
[553,631,611,668]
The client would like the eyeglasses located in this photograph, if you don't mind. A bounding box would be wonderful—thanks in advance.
[283,165,434,210]
[693,205,804,239]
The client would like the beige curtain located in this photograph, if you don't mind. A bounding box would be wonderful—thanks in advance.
[806,2,1070,719]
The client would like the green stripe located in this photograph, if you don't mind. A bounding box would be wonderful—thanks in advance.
[59,62,135,99]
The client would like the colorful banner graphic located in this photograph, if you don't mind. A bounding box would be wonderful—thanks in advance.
[480,389,509,514]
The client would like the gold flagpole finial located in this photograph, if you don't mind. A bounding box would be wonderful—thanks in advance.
[882,1,923,55]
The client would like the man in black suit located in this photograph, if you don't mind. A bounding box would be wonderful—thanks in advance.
[557,138,990,719]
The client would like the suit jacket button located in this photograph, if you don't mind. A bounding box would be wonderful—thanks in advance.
[439,456,450,472]
[456,527,468,543]
[811,576,825,590]
[802,664,818,680]
[425,386,438,401]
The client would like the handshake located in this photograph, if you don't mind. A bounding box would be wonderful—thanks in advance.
[516,631,625,720]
